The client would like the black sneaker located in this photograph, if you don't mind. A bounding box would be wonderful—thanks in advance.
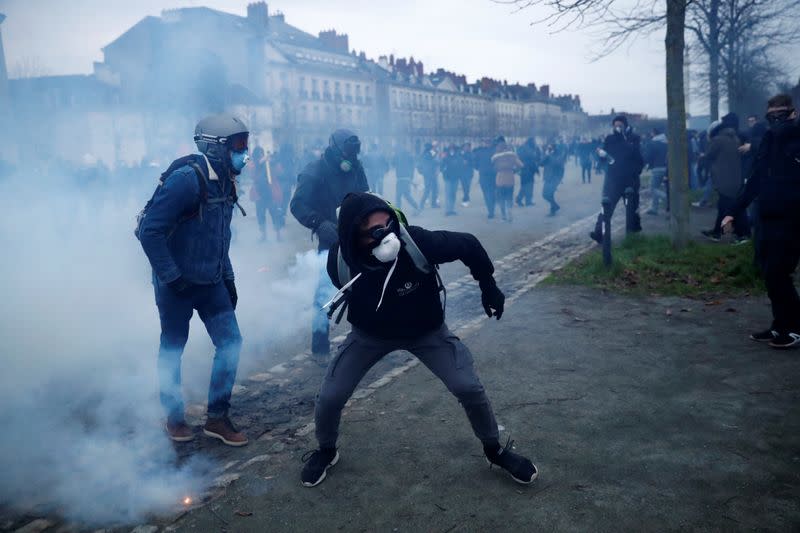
[768,332,800,349]
[301,448,340,487]
[750,329,779,342]
[485,439,538,485]
[701,230,721,242]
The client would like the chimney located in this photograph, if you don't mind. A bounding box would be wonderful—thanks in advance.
[318,30,349,54]
[247,2,269,29]
[389,54,395,66]
[417,61,423,77]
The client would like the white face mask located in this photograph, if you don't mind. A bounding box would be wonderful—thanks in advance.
[372,232,401,263]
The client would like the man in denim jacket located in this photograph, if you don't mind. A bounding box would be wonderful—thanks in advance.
[138,114,250,446]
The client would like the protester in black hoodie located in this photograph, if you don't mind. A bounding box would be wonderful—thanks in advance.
[722,94,800,349]
[290,129,369,359]
[300,192,538,488]
[590,115,644,243]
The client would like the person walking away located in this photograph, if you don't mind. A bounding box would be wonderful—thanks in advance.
[474,138,499,219]
[516,137,540,206]
[393,146,419,211]
[492,141,523,222]
[291,129,369,361]
[442,145,470,216]
[590,115,644,243]
[460,142,475,207]
[700,116,749,243]
[577,138,594,184]
[137,114,250,446]
[417,143,440,209]
[541,142,566,216]
[722,94,800,349]
[362,143,390,196]
[301,192,538,487]
[644,129,668,215]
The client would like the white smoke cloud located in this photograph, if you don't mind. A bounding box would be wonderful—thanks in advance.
[0,170,322,525]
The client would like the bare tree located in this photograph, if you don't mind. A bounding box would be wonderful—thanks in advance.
[499,0,691,248]
[9,56,49,79]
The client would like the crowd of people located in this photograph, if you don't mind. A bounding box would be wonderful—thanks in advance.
[131,90,798,492]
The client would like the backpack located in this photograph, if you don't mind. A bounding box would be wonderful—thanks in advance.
[326,202,446,324]
[134,155,245,241]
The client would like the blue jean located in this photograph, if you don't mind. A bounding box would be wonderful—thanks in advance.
[313,254,336,343]
[155,278,242,423]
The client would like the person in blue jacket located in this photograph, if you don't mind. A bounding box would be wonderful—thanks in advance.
[138,114,250,447]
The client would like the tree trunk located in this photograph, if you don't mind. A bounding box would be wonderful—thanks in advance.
[708,0,721,121]
[666,0,690,249]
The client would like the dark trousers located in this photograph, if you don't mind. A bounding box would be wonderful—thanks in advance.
[314,325,500,449]
[497,185,514,219]
[444,179,459,214]
[479,175,496,217]
[581,164,592,183]
[369,174,385,196]
[420,173,439,208]
[395,177,418,210]
[516,175,535,206]
[542,179,561,213]
[762,231,800,333]
[594,178,642,235]
[255,200,284,236]
[155,278,242,423]
[713,194,749,237]
[460,172,473,202]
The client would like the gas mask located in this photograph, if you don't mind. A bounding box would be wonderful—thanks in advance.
[366,220,400,263]
[230,149,250,172]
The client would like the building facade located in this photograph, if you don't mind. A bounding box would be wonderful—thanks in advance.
[3,2,588,167]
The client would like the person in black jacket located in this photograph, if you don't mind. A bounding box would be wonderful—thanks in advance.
[290,129,369,359]
[516,137,541,206]
[473,138,499,219]
[300,192,538,488]
[722,94,800,349]
[590,115,644,243]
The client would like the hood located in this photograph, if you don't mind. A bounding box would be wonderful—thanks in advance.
[337,192,400,274]
[721,112,740,133]
[718,127,739,140]
[612,115,629,127]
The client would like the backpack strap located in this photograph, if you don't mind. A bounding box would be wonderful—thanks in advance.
[397,224,432,274]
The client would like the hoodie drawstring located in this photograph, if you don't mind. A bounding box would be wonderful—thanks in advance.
[375,256,399,311]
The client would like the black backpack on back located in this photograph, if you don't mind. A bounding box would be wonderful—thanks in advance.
[134,155,244,240]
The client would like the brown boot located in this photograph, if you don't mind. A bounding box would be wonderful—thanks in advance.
[203,415,248,447]
[165,420,194,442]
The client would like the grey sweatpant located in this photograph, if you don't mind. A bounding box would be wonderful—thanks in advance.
[314,324,500,449]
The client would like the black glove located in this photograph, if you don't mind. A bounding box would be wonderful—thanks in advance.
[167,276,192,295]
[479,277,505,320]
[315,220,339,250]
[224,278,238,310]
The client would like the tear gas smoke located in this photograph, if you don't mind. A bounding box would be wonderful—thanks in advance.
[0,170,322,525]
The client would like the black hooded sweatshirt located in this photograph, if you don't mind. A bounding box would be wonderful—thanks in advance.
[327,193,495,338]
[290,148,369,250]
[731,119,800,234]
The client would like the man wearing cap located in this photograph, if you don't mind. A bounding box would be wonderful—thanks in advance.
[291,129,369,361]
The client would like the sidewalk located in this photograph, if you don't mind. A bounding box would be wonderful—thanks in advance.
[174,280,800,531]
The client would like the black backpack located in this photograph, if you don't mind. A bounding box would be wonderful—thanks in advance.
[134,155,244,240]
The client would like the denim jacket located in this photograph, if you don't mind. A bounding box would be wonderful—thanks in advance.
[139,156,235,285]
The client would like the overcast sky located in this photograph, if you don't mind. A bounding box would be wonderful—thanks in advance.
[2,0,796,117]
